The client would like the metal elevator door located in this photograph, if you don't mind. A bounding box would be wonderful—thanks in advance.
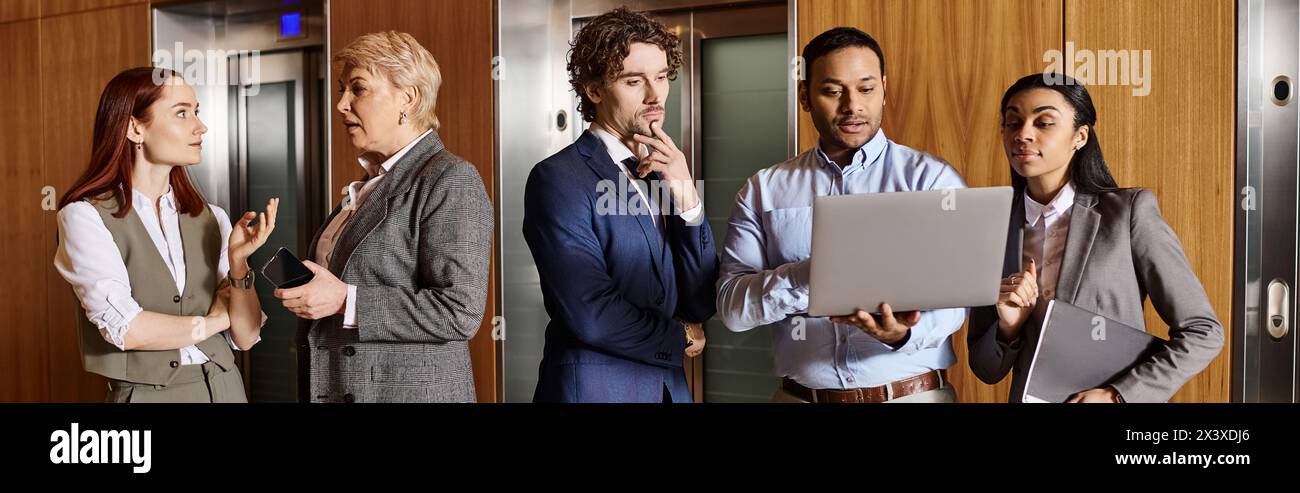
[1235,0,1300,402]
[229,49,327,402]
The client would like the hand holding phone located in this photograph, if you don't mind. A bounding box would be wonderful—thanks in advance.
[260,247,315,289]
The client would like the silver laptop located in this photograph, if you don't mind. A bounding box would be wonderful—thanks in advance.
[807,186,1013,317]
[1021,300,1164,403]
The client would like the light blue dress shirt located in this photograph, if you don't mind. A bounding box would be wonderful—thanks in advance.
[716,129,969,389]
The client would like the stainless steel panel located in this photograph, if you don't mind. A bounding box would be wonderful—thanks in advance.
[498,0,576,402]
[1235,0,1299,402]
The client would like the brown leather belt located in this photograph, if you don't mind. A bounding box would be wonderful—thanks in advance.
[782,369,947,403]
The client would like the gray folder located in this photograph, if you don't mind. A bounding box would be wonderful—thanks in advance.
[1021,300,1165,403]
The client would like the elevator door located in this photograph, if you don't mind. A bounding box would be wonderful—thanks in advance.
[1235,0,1299,402]
[654,5,789,403]
[230,49,327,402]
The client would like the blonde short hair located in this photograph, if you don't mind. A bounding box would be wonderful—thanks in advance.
[334,31,442,131]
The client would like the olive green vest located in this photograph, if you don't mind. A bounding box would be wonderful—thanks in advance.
[76,195,234,385]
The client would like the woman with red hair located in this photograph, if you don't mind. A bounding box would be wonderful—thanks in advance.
[54,67,278,403]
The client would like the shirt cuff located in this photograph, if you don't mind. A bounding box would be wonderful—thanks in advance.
[93,290,144,350]
[679,202,705,226]
[342,284,358,328]
[225,331,262,351]
[772,259,811,314]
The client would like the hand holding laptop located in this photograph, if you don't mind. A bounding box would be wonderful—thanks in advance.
[807,187,1013,316]
[830,302,921,345]
[1020,300,1162,403]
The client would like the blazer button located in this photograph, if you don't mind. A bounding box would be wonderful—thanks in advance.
[343,346,356,356]
[172,295,181,303]
[343,393,355,403]
[656,296,664,305]
[169,360,179,368]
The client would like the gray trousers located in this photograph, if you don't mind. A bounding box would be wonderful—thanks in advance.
[108,360,247,403]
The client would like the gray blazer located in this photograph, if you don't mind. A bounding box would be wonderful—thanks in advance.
[968,188,1224,402]
[304,131,493,403]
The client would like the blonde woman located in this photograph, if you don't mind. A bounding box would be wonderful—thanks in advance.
[275,31,493,403]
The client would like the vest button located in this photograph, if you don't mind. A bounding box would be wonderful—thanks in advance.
[343,346,356,356]
[169,361,179,368]
[173,295,181,303]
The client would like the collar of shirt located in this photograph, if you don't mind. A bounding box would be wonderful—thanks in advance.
[344,129,433,209]
[589,123,648,169]
[813,128,888,175]
[356,128,434,178]
[589,123,670,226]
[1024,180,1076,227]
[130,185,176,214]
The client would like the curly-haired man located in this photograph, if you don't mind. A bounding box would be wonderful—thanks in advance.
[523,7,718,403]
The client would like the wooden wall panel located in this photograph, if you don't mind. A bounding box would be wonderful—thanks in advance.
[0,0,40,23]
[40,3,151,402]
[0,19,50,402]
[799,0,1063,402]
[40,0,142,18]
[329,0,499,402]
[1066,0,1234,403]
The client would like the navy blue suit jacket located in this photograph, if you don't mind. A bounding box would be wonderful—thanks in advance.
[523,131,719,402]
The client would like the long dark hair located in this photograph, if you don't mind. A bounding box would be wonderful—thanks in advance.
[1000,73,1118,195]
[59,67,208,218]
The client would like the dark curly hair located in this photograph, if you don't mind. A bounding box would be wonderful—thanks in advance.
[568,7,683,123]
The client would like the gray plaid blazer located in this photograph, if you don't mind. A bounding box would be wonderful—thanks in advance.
[304,130,493,403]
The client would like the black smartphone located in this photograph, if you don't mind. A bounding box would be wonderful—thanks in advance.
[260,247,315,289]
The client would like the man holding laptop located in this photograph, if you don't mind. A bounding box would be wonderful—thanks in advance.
[716,27,969,403]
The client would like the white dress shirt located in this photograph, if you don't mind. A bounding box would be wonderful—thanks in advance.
[55,187,265,365]
[589,124,704,227]
[325,129,434,328]
[1021,181,1076,300]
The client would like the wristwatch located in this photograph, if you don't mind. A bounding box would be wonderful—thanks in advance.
[229,269,255,289]
[683,321,696,347]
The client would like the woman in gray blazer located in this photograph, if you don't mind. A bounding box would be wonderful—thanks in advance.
[968,73,1224,403]
[274,31,493,403]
